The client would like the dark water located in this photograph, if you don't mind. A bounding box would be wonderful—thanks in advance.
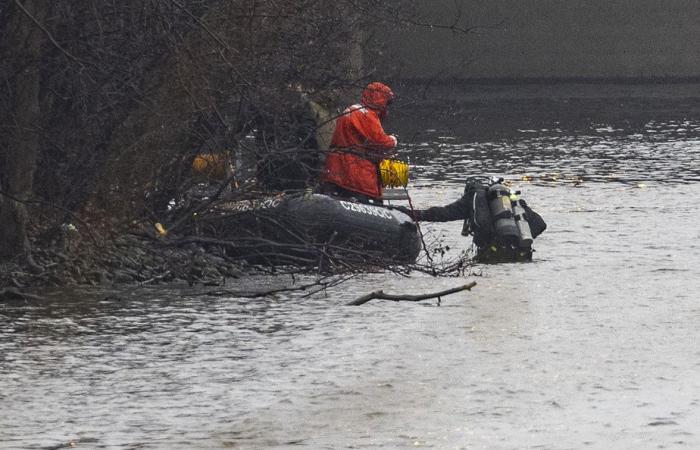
[2,90,700,449]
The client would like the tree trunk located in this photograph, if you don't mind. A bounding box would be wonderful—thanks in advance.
[0,1,46,263]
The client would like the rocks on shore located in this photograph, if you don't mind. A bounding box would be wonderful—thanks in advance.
[0,231,247,290]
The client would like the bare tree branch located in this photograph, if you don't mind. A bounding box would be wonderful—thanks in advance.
[13,0,84,67]
[347,281,477,306]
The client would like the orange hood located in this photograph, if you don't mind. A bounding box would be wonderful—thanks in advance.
[361,82,394,116]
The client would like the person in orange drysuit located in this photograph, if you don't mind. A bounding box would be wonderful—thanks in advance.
[319,82,397,203]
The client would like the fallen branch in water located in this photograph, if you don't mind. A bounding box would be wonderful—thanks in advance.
[347,281,477,306]
[199,282,318,298]
[0,287,46,302]
[194,274,349,298]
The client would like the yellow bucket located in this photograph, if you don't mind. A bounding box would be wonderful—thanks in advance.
[379,159,409,188]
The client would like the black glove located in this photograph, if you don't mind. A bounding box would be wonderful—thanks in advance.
[392,205,420,221]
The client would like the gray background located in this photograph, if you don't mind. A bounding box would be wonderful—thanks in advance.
[376,0,700,79]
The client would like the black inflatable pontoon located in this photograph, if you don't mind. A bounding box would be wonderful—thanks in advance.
[202,193,421,265]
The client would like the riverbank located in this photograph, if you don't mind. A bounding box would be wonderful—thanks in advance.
[0,228,247,295]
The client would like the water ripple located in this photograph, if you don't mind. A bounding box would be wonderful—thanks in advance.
[406,119,700,185]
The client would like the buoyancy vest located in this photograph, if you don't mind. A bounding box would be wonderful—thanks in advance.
[461,178,495,246]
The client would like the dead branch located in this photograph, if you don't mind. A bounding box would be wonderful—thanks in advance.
[347,281,477,306]
[13,0,84,67]
[195,275,338,298]
[0,287,46,302]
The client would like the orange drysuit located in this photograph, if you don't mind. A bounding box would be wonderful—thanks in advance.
[320,82,397,199]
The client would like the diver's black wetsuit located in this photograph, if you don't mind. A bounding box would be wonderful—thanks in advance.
[394,196,470,222]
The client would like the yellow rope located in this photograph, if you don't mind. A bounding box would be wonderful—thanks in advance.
[379,159,409,188]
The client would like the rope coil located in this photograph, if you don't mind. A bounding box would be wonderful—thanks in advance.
[379,159,409,188]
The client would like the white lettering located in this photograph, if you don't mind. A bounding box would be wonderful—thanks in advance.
[339,200,393,220]
[228,197,282,212]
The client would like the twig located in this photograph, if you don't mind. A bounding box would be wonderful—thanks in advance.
[13,0,84,67]
[194,275,339,298]
[347,281,477,306]
[169,0,234,52]
[0,189,100,246]
[404,187,437,275]
[300,273,358,298]
[0,287,45,302]
[140,270,172,285]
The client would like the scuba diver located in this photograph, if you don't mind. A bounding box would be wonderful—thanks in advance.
[394,177,547,262]
[319,82,398,204]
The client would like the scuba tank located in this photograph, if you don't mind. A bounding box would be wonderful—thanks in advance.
[487,181,520,245]
[511,195,534,247]
[462,176,546,262]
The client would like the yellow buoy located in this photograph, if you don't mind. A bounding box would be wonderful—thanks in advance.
[379,159,409,188]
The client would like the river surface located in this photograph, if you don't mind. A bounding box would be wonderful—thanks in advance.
[2,87,700,449]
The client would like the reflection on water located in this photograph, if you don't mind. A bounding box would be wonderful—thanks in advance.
[2,97,700,449]
[406,118,700,186]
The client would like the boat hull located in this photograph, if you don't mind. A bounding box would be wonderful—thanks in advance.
[203,193,421,265]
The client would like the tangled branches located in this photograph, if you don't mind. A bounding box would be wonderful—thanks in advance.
[1,0,479,288]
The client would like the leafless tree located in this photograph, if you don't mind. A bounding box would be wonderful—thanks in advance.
[0,0,475,279]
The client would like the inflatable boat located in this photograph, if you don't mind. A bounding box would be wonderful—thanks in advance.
[199,192,422,265]
[194,176,546,266]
